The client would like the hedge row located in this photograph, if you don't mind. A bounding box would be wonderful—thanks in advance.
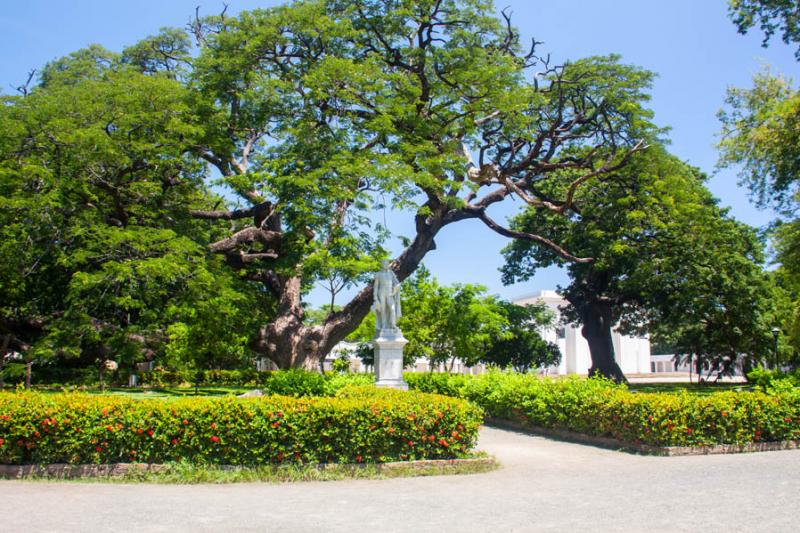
[136,368,376,391]
[405,371,800,447]
[0,386,482,465]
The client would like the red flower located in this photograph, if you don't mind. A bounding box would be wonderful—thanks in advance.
[0,438,4,446]
[107,425,113,431]
[171,438,178,446]
[668,424,674,431]
[211,435,220,443]
[438,439,449,447]
[101,408,108,416]
[272,421,280,428]
[408,440,414,447]
[356,455,363,462]
[183,419,188,425]
[137,428,144,434]
[686,428,693,434]
[211,422,218,430]
[147,429,154,437]
[721,411,727,417]
[33,431,40,438]
[96,446,102,452]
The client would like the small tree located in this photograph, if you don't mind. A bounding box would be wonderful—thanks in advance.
[481,301,560,373]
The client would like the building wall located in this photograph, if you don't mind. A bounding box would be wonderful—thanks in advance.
[513,290,651,376]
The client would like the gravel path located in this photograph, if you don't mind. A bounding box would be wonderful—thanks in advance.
[2,426,799,532]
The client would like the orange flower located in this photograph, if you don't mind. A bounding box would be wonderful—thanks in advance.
[211,422,218,430]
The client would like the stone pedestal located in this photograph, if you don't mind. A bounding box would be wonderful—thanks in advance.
[373,330,408,390]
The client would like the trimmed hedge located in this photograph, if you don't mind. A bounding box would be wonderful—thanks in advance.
[0,386,482,465]
[137,368,375,395]
[405,371,800,447]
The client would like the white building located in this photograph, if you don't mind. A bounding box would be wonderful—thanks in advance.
[513,290,651,376]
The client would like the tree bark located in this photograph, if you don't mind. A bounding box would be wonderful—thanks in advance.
[580,301,627,383]
[253,209,443,369]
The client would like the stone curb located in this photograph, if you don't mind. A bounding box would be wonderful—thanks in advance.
[485,417,800,456]
[0,456,496,479]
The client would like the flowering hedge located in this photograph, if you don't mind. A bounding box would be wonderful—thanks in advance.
[0,386,482,465]
[405,371,800,447]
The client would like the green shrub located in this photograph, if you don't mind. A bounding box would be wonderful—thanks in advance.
[0,386,482,465]
[404,372,470,397]
[408,371,800,447]
[322,373,375,396]
[746,368,800,392]
[259,369,326,397]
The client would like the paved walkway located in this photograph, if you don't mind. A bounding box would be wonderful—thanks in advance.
[2,426,799,532]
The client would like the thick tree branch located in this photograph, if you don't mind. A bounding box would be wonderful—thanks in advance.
[208,226,281,253]
[476,210,592,263]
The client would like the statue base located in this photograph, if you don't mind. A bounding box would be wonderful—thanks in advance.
[373,330,408,390]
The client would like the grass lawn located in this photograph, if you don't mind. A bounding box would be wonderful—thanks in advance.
[0,386,255,398]
[627,382,754,395]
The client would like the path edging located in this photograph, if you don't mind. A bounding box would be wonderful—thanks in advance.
[485,417,800,456]
[0,456,497,479]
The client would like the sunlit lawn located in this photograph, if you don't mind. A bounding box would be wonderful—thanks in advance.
[627,382,754,395]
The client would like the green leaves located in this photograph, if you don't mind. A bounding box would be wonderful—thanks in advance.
[398,267,508,368]
[0,387,482,465]
[718,69,800,213]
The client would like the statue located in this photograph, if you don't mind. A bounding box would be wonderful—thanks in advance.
[371,259,407,389]
[373,259,402,336]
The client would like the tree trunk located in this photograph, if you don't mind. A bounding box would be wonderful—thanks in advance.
[254,210,442,370]
[580,302,627,383]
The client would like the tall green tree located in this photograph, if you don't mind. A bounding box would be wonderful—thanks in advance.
[717,69,800,364]
[181,0,659,368]
[501,148,778,380]
[0,45,260,381]
[4,1,662,371]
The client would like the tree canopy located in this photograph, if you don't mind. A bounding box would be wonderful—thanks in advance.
[501,147,781,379]
[2,0,664,373]
[728,0,800,59]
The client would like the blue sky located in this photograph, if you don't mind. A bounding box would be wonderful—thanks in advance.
[1,0,797,306]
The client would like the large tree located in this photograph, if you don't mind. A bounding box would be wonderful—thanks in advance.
[3,0,660,370]
[501,148,779,380]
[182,0,657,369]
[717,69,800,364]
[0,45,266,382]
